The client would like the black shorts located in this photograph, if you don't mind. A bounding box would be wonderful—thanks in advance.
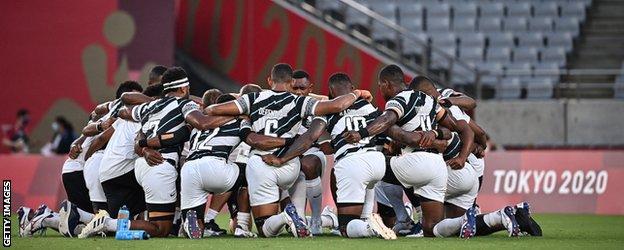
[62,171,93,213]
[101,170,146,218]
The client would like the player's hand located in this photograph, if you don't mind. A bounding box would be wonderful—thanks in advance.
[358,90,373,102]
[143,148,164,166]
[438,98,453,108]
[417,130,436,148]
[446,156,466,170]
[473,144,486,158]
[68,143,82,159]
[261,154,283,167]
[342,131,362,143]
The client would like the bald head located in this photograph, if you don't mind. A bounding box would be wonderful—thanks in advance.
[240,83,262,95]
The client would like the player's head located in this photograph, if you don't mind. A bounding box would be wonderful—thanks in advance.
[328,72,354,98]
[148,65,168,85]
[409,76,439,98]
[143,83,163,98]
[291,69,313,96]
[378,64,405,101]
[268,63,293,89]
[216,94,236,104]
[240,83,262,95]
[161,67,191,99]
[116,80,143,99]
[202,89,223,107]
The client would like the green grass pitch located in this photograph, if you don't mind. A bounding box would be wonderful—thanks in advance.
[9,213,624,249]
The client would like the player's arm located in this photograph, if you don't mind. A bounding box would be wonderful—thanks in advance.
[121,92,154,105]
[68,135,86,159]
[204,101,243,116]
[84,126,114,160]
[117,107,134,121]
[140,125,192,149]
[94,102,111,116]
[262,119,327,166]
[133,131,164,166]
[82,117,115,136]
[312,90,370,116]
[244,132,288,151]
[185,111,236,131]
[437,109,474,168]
[469,120,487,149]
[343,110,399,143]
[440,94,476,111]
[385,125,447,150]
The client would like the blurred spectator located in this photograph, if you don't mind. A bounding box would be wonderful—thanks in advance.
[41,116,77,155]
[1,109,30,153]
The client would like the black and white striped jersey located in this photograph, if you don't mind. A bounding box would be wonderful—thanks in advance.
[325,98,380,161]
[234,90,318,156]
[186,119,246,161]
[385,90,441,154]
[131,96,199,158]
[436,88,471,123]
[443,132,462,160]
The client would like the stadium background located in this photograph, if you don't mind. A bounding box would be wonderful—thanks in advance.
[1,0,623,224]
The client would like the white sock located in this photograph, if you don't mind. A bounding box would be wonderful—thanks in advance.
[306,177,322,223]
[321,215,334,228]
[346,219,375,238]
[433,216,463,237]
[280,189,290,201]
[76,208,94,224]
[361,188,375,219]
[236,212,251,231]
[381,183,409,222]
[204,208,219,222]
[262,213,289,237]
[483,210,503,228]
[42,212,60,230]
[104,218,119,232]
[288,173,307,218]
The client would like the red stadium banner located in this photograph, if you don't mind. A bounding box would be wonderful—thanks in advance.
[2,150,623,215]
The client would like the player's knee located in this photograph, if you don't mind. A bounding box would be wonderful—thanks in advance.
[300,156,320,179]
[254,216,269,237]
[337,214,360,236]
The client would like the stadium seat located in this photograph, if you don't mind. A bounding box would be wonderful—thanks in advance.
[480,2,505,17]
[514,47,539,63]
[615,81,624,99]
[488,32,515,48]
[529,18,554,32]
[504,17,528,32]
[401,34,428,56]
[453,17,477,32]
[451,64,477,86]
[398,2,423,24]
[541,47,567,67]
[477,62,504,86]
[459,32,485,48]
[507,2,532,17]
[371,21,397,44]
[427,17,451,32]
[533,2,559,17]
[561,2,586,20]
[426,3,451,19]
[495,77,522,99]
[431,46,457,69]
[486,47,512,63]
[478,17,502,32]
[345,7,370,29]
[518,33,545,47]
[555,17,580,36]
[430,33,457,48]
[369,3,397,21]
[316,0,344,15]
[546,32,573,52]
[452,2,478,18]
[505,62,532,77]
[534,62,561,82]
[459,46,484,63]
[526,77,554,99]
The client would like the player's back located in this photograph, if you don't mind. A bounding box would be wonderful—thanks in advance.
[386,90,440,154]
[187,119,242,161]
[326,98,380,161]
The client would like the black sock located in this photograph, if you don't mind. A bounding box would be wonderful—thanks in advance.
[475,214,497,236]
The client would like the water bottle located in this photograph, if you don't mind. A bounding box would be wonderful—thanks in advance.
[117,205,130,232]
[115,230,150,240]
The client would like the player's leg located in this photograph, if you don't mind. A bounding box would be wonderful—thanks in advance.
[62,169,93,214]
[83,152,108,213]
[288,172,307,218]
[58,200,95,237]
[300,153,324,234]
[474,206,521,237]
[203,192,230,236]
[101,169,146,219]
[179,159,210,238]
[335,152,395,239]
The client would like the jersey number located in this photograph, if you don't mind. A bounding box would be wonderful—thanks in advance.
[345,117,370,144]
[191,128,220,151]
[264,119,279,137]
[417,115,433,131]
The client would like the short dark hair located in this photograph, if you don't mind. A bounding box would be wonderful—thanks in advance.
[240,83,262,94]
[202,89,223,106]
[143,83,163,97]
[379,64,404,85]
[293,70,310,80]
[55,116,74,131]
[17,109,28,118]
[116,81,143,99]
[161,67,188,94]
[409,76,436,90]
[270,63,293,84]
[328,72,352,87]
[216,94,236,104]
[149,65,168,82]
